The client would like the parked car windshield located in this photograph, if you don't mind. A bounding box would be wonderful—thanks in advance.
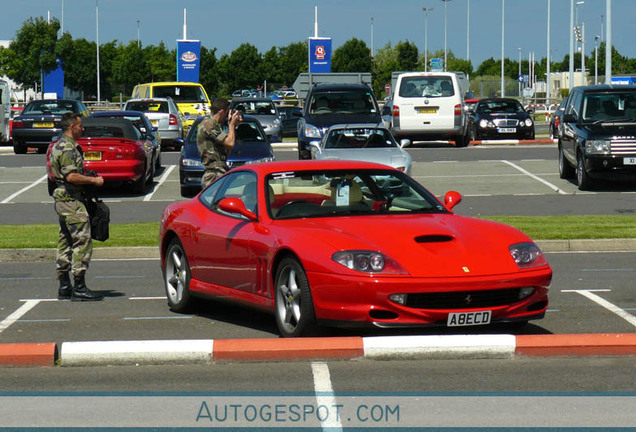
[477,100,524,114]
[267,169,447,219]
[324,127,398,149]
[126,101,169,113]
[582,92,636,122]
[232,101,276,116]
[23,100,77,114]
[308,92,376,115]
[153,85,207,103]
[399,76,455,98]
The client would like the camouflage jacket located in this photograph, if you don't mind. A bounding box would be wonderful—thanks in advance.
[49,135,86,202]
[196,116,228,172]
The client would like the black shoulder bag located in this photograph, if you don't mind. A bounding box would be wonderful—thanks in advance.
[84,171,110,242]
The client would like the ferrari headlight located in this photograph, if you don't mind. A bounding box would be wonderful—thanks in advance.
[332,250,407,274]
[524,118,533,127]
[509,242,548,269]
[586,140,610,154]
[304,123,322,138]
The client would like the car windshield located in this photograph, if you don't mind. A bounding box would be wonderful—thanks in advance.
[23,101,76,114]
[477,101,524,114]
[231,101,276,116]
[582,92,636,122]
[186,119,264,143]
[267,169,447,219]
[399,77,455,98]
[308,92,376,115]
[153,85,206,103]
[126,101,169,113]
[324,128,397,149]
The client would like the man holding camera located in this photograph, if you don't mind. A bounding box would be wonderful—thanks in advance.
[49,113,104,301]
[197,97,242,189]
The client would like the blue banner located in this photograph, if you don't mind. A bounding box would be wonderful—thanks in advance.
[43,58,64,98]
[308,38,331,73]
[176,40,201,83]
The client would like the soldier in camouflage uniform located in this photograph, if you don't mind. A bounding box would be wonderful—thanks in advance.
[197,97,242,189]
[49,113,104,301]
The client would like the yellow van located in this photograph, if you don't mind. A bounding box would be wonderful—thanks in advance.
[131,82,211,131]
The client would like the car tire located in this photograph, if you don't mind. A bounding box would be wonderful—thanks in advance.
[132,163,147,194]
[13,141,27,154]
[558,144,575,179]
[155,151,162,170]
[164,238,195,313]
[454,134,469,148]
[576,151,593,190]
[274,256,318,337]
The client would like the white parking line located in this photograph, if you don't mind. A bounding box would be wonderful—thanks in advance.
[311,362,343,431]
[1,175,47,204]
[144,165,175,202]
[564,289,636,328]
[500,160,567,194]
[0,299,40,334]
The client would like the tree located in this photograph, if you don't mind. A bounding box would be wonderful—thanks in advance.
[395,41,419,71]
[144,42,174,83]
[332,38,372,73]
[199,46,219,97]
[372,43,400,97]
[56,36,97,96]
[3,17,60,91]
[217,43,262,96]
[111,41,147,96]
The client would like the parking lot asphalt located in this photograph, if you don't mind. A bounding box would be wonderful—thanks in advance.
[2,138,634,367]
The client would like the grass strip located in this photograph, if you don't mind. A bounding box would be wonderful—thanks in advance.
[1,215,636,249]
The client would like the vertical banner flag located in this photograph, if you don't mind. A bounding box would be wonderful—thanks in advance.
[176,40,201,83]
[308,37,332,73]
[44,58,65,98]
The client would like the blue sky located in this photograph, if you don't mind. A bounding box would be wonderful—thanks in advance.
[0,0,632,68]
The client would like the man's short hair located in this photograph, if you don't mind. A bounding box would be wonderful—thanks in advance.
[211,98,230,114]
[60,113,83,132]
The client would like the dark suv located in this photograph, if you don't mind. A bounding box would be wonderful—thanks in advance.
[296,83,382,159]
[558,85,636,190]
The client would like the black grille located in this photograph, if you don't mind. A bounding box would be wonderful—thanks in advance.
[405,288,529,309]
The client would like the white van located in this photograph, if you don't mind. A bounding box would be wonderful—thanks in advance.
[388,72,469,147]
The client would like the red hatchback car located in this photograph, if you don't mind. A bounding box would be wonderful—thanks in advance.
[160,160,552,337]
[47,117,155,194]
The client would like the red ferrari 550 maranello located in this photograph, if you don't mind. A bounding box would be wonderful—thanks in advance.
[159,160,552,337]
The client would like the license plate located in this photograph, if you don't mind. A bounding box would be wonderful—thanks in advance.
[416,107,438,114]
[34,122,54,128]
[447,311,492,327]
[624,157,636,165]
[83,151,102,161]
[497,128,516,133]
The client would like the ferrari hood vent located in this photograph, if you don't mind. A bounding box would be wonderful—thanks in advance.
[414,234,454,243]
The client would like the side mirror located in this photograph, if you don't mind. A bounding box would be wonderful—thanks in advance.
[563,113,577,123]
[443,190,463,210]
[526,108,535,114]
[309,141,322,155]
[218,197,257,220]
[399,138,411,149]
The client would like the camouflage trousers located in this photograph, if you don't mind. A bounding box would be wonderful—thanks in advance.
[54,199,92,277]
[201,168,226,189]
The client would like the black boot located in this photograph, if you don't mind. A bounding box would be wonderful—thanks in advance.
[57,272,73,300]
[72,273,103,302]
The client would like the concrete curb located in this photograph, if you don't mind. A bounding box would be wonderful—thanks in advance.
[2,239,636,263]
[1,334,634,367]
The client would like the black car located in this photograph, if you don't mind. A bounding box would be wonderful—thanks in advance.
[11,99,89,154]
[296,83,382,159]
[558,85,636,190]
[468,98,535,141]
[278,105,302,137]
[549,99,567,140]
[179,115,275,196]
[91,110,162,169]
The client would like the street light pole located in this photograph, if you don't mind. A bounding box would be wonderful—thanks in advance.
[96,0,100,104]
[501,0,505,97]
[466,0,470,62]
[605,0,612,84]
[370,16,374,57]
[594,34,599,85]
[569,0,574,91]
[423,7,433,72]
[546,0,551,104]
[518,47,522,97]
[441,0,452,72]
[137,20,140,48]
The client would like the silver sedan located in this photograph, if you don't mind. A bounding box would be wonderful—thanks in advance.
[309,124,412,174]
